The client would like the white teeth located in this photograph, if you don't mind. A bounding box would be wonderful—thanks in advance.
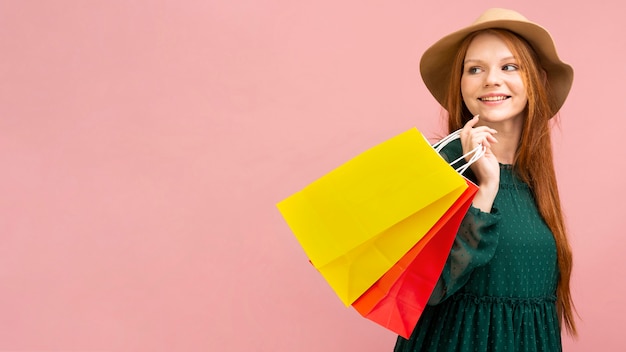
[480,96,508,101]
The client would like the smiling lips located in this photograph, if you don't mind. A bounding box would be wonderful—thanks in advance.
[479,95,510,102]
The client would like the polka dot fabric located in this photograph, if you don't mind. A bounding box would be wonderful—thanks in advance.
[394,140,561,352]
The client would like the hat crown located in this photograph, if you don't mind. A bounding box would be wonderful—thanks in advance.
[473,8,530,26]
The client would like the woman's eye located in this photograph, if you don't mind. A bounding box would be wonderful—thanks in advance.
[502,64,519,71]
[467,67,482,74]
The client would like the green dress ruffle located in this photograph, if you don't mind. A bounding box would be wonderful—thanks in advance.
[393,140,561,352]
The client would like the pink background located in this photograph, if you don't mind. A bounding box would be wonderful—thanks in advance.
[0,1,623,351]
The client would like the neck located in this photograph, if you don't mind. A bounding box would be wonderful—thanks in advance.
[492,132,519,164]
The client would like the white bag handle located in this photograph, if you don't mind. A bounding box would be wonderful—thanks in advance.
[432,129,462,153]
[431,129,486,175]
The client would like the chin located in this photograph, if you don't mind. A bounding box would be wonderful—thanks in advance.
[475,111,523,123]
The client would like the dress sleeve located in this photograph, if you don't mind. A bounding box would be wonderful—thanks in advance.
[427,206,501,304]
[426,140,501,305]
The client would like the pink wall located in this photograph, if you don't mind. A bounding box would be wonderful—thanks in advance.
[0,1,622,350]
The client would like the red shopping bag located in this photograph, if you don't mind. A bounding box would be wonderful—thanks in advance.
[352,178,478,338]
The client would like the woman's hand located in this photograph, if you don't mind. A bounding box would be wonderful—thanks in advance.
[460,115,500,212]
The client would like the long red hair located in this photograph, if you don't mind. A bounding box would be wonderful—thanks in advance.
[444,29,577,336]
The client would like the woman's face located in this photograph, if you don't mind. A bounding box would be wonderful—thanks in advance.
[461,32,528,125]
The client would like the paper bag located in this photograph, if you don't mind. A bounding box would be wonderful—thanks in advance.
[277,128,468,305]
[352,179,478,337]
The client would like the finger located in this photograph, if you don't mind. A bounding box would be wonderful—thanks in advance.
[461,115,480,141]
[486,134,498,144]
[464,115,480,129]
[470,128,498,145]
[470,125,498,135]
[470,131,496,144]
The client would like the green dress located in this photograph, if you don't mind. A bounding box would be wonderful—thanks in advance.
[394,140,561,352]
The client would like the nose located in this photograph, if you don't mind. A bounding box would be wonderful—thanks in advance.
[484,68,502,87]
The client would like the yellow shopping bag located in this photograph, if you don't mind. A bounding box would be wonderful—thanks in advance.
[277,128,468,306]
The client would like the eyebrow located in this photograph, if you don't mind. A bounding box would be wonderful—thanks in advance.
[464,56,517,64]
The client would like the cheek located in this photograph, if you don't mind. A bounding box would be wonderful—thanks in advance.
[460,78,470,99]
[460,79,475,105]
[512,76,527,95]
[514,83,529,104]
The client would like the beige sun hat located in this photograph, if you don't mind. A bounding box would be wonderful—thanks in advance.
[420,8,574,113]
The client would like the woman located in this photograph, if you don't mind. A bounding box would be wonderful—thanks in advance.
[394,8,577,351]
